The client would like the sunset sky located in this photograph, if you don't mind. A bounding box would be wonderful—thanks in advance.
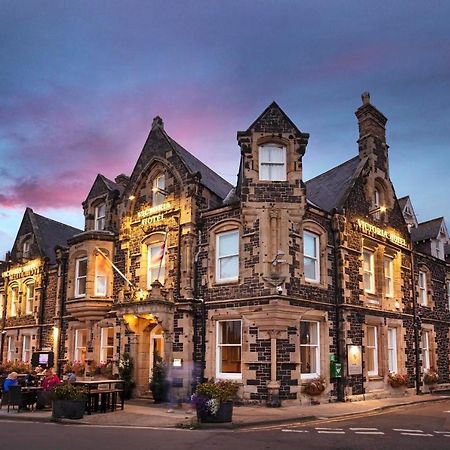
[1,1,450,258]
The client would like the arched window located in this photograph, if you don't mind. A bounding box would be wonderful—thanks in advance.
[146,233,166,288]
[25,280,35,315]
[152,174,166,206]
[259,144,286,181]
[9,284,19,317]
[94,203,106,231]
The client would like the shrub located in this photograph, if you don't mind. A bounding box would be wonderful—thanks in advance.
[302,376,326,396]
[388,372,408,387]
[52,384,86,401]
[423,368,439,385]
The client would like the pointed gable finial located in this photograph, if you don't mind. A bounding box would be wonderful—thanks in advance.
[361,91,371,105]
[152,116,164,130]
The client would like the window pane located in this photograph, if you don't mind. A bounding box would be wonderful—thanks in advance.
[300,322,318,345]
[367,327,375,346]
[367,348,376,372]
[220,321,241,345]
[218,232,238,257]
[220,346,241,373]
[304,257,316,280]
[300,346,317,374]
[304,234,316,258]
[269,163,285,181]
[219,255,238,280]
[268,146,284,163]
[78,259,87,277]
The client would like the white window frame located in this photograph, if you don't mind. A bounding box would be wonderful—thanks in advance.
[304,231,320,283]
[147,241,166,288]
[0,293,3,319]
[10,286,18,317]
[300,320,321,379]
[384,256,394,298]
[74,329,87,362]
[258,144,287,181]
[95,255,108,297]
[25,282,34,315]
[363,250,375,294]
[216,320,242,380]
[7,336,15,361]
[22,335,31,363]
[215,230,239,283]
[75,257,87,298]
[447,280,450,310]
[152,174,166,206]
[100,327,114,363]
[387,327,398,373]
[366,325,379,377]
[422,330,430,371]
[418,270,427,306]
[94,203,106,231]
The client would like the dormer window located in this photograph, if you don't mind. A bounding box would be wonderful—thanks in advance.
[259,144,286,181]
[152,174,166,206]
[94,203,106,231]
[22,240,30,258]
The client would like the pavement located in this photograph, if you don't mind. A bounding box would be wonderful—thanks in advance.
[0,393,449,429]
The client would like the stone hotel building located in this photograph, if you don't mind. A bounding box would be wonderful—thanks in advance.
[1,93,450,405]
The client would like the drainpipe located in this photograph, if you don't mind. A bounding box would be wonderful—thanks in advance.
[56,247,68,377]
[175,216,182,300]
[37,258,49,350]
[0,252,11,360]
[332,211,345,402]
[410,250,421,395]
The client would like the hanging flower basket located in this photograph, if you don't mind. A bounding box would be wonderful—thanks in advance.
[388,373,408,388]
[423,369,439,386]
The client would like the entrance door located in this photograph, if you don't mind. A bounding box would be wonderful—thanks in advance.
[149,324,164,379]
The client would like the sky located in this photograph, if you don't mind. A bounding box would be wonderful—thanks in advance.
[1,0,450,258]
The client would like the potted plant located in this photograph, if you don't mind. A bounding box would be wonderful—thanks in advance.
[387,372,408,388]
[149,355,170,403]
[302,376,326,396]
[52,384,87,419]
[192,379,239,423]
[423,368,439,391]
[118,353,135,399]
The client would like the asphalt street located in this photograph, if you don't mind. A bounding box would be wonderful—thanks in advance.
[0,400,449,450]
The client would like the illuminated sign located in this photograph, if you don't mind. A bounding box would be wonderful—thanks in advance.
[354,219,408,248]
[2,259,42,279]
[133,202,171,227]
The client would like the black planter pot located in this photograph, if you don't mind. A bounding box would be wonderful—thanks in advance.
[52,399,85,419]
[197,400,233,423]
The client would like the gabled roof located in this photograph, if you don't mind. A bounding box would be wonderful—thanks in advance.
[85,174,123,203]
[166,135,233,199]
[12,208,82,265]
[305,156,361,212]
[242,101,303,135]
[411,217,446,242]
[398,196,409,210]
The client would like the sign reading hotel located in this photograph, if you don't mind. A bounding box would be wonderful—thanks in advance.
[347,345,363,376]
[134,202,171,226]
[2,259,42,279]
[354,219,408,248]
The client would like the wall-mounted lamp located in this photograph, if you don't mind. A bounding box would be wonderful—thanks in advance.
[151,187,169,196]
[369,205,387,215]
[128,195,136,201]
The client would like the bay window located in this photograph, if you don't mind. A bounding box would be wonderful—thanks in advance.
[300,320,320,378]
[74,329,87,362]
[216,320,242,379]
[259,144,286,181]
[95,254,108,296]
[216,230,239,283]
[100,327,114,363]
[75,257,87,297]
[304,232,320,282]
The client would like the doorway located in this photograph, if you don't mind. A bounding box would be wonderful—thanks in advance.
[149,324,164,380]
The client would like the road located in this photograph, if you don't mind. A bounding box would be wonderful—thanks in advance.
[1,400,450,450]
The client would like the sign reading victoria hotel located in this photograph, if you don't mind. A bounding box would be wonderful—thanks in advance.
[354,219,408,248]
[134,202,172,226]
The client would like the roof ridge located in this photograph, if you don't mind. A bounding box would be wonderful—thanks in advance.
[33,211,82,231]
[417,217,444,226]
[306,155,359,184]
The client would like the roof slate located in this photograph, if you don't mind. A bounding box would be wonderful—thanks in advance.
[305,156,360,212]
[411,217,444,242]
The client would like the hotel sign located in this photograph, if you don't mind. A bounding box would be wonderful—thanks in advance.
[2,259,42,279]
[135,202,171,226]
[354,219,408,248]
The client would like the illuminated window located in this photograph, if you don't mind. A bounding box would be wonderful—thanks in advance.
[100,327,114,363]
[152,174,166,206]
[74,329,87,362]
[300,320,320,378]
[95,253,108,296]
[366,325,378,376]
[75,257,87,298]
[216,320,242,379]
[216,230,239,283]
[10,286,18,317]
[22,335,31,363]
[259,144,286,181]
[95,203,106,231]
[418,270,427,306]
[25,282,34,315]
[387,327,397,373]
[304,232,320,282]
[384,257,394,298]
[363,250,375,294]
[422,330,430,371]
[7,336,15,361]
[147,241,166,288]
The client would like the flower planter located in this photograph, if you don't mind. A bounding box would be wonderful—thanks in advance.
[196,400,233,423]
[52,399,85,419]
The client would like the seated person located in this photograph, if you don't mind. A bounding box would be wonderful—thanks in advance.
[3,372,34,411]
[3,372,19,392]
[36,369,61,410]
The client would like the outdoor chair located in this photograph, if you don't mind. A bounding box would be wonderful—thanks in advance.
[5,386,37,412]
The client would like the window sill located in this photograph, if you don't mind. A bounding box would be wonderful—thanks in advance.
[367,375,382,381]
[214,279,239,286]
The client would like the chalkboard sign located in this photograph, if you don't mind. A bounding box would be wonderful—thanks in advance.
[31,351,54,369]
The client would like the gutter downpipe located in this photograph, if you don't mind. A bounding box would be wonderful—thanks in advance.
[410,249,421,395]
[56,247,68,377]
[332,210,345,402]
